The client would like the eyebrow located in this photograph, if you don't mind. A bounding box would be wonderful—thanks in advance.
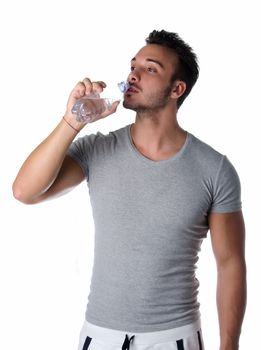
[131,57,165,69]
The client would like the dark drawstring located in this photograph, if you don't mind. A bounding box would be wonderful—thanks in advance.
[121,334,135,350]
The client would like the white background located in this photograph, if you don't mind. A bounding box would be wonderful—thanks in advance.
[0,0,260,348]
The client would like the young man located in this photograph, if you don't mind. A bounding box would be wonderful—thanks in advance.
[13,30,246,350]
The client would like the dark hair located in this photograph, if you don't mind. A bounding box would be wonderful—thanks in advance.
[146,30,199,108]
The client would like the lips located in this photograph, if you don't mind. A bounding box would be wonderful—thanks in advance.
[127,84,140,93]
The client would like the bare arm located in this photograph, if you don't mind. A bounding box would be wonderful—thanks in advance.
[12,78,120,204]
[12,121,85,204]
[209,211,246,350]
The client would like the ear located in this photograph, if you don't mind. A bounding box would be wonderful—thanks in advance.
[170,80,186,99]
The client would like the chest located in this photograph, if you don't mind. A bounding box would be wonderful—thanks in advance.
[88,156,213,238]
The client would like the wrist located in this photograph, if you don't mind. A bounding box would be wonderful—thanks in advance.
[62,116,80,133]
[62,111,88,133]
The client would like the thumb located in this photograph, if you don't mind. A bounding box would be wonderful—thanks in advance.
[111,100,121,112]
[101,100,121,118]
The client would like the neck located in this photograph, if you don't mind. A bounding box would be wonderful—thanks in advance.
[130,111,187,160]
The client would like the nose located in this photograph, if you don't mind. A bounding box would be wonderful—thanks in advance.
[128,69,140,83]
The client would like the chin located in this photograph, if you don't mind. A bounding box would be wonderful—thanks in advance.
[123,99,147,112]
[123,100,137,111]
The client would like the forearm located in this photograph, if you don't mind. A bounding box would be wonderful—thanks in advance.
[217,258,247,350]
[12,118,80,203]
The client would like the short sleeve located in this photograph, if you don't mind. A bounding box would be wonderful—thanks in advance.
[210,156,242,213]
[66,134,97,181]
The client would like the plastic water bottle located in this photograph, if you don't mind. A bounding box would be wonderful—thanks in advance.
[71,81,129,123]
[71,93,113,123]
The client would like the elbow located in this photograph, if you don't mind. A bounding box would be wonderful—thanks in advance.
[12,181,36,205]
[217,255,247,282]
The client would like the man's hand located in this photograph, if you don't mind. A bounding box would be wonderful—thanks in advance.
[63,78,120,131]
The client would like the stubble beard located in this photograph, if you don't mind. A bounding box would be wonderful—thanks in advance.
[123,84,173,114]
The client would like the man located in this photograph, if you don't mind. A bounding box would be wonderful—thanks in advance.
[13,30,246,350]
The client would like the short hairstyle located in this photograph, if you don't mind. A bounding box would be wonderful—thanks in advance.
[146,30,199,108]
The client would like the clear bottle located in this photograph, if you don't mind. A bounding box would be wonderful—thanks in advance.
[71,93,113,123]
[71,81,129,123]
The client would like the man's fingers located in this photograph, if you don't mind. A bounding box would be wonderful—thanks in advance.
[92,81,107,94]
[79,78,106,95]
[71,78,106,100]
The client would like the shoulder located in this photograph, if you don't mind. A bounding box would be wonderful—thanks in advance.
[71,124,130,151]
[187,133,240,185]
[81,124,129,145]
[189,133,223,159]
[187,133,225,171]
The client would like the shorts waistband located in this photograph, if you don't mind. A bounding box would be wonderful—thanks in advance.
[82,319,201,346]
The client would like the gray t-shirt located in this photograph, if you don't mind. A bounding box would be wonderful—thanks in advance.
[67,124,241,332]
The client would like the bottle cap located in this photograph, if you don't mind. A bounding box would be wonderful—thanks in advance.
[118,81,130,93]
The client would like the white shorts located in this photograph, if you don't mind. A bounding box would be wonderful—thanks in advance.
[78,319,204,350]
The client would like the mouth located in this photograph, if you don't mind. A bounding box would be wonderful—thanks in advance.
[126,84,140,94]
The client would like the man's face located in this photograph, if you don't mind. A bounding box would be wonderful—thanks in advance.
[123,44,177,112]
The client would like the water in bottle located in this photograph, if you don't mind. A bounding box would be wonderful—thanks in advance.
[71,93,113,123]
[71,81,129,123]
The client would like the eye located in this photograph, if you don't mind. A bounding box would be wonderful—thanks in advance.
[147,66,157,73]
[130,66,135,71]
